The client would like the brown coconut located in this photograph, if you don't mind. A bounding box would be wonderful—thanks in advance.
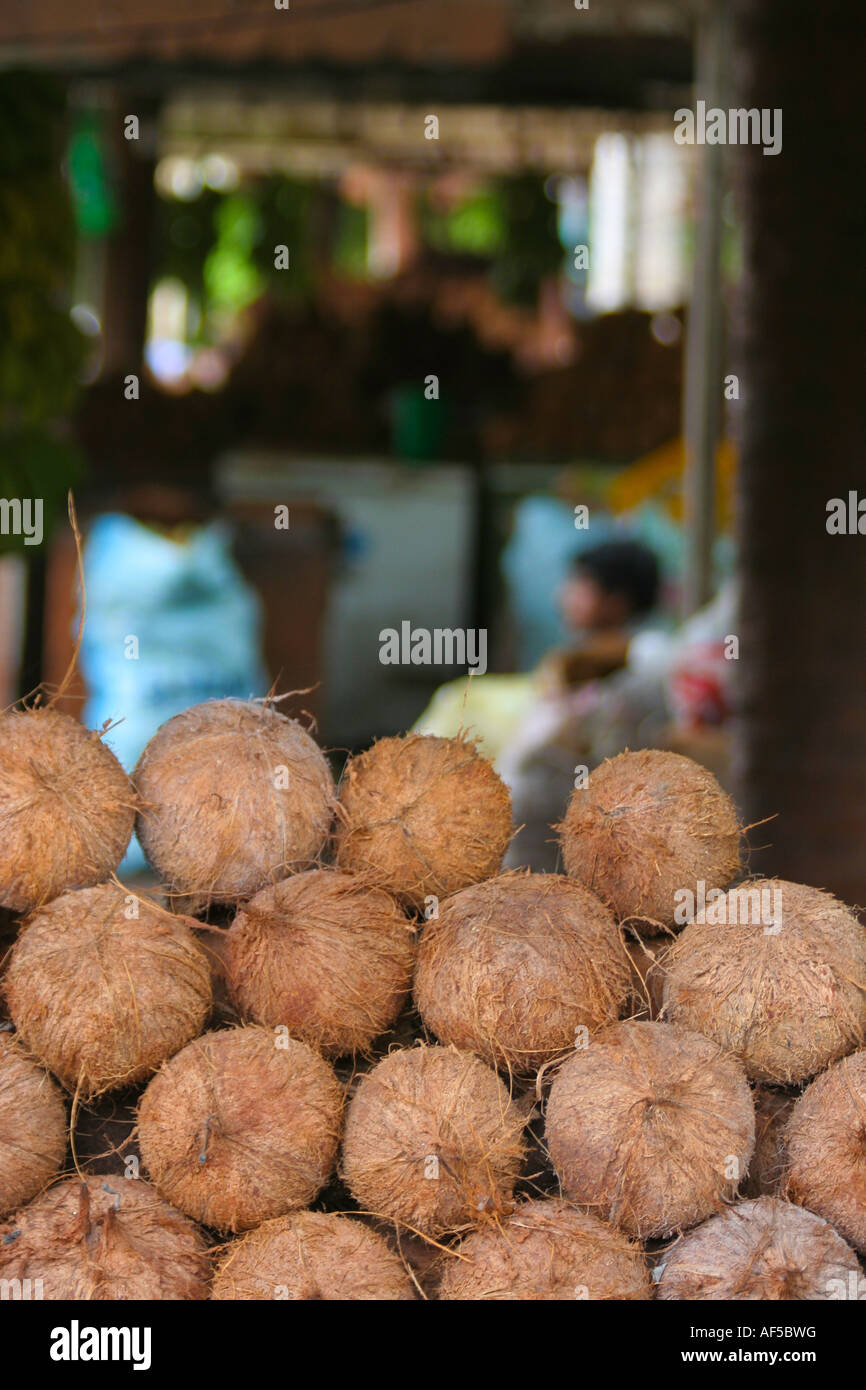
[438,1197,651,1301]
[212,1210,416,1300]
[784,1049,866,1252]
[0,1035,67,1218]
[334,733,512,911]
[225,868,415,1056]
[340,1044,526,1238]
[656,1196,861,1300]
[134,699,335,911]
[414,872,629,1075]
[0,708,135,913]
[4,883,212,1098]
[661,880,866,1084]
[545,1021,755,1239]
[138,1025,343,1232]
[0,1175,209,1299]
[557,749,740,934]
[743,1086,795,1199]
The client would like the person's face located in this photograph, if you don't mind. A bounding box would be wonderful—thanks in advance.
[558,573,631,632]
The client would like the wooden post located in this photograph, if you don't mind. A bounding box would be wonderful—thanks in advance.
[681,0,727,617]
[732,0,866,903]
[100,92,159,376]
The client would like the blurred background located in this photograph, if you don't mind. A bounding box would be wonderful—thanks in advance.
[1,0,864,897]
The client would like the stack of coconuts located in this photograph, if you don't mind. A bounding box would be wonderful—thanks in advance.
[1,697,865,1301]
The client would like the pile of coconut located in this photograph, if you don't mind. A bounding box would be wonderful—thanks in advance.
[2,706,865,1303]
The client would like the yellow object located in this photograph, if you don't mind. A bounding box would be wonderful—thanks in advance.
[412,673,539,770]
[607,438,736,529]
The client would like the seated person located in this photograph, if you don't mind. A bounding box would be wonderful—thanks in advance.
[501,539,666,871]
[541,539,662,690]
[413,537,661,772]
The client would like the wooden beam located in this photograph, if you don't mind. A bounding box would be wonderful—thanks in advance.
[681,0,726,616]
[100,91,159,375]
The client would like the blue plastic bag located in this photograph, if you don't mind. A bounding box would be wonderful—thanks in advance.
[79,513,269,874]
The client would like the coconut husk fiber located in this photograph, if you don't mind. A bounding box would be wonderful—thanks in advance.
[557,749,740,935]
[0,708,136,913]
[211,1210,416,1300]
[623,931,665,1021]
[134,699,336,912]
[437,1197,652,1301]
[383,1222,443,1299]
[661,880,866,1084]
[0,1035,67,1218]
[73,1089,140,1178]
[340,1044,527,1239]
[743,1086,795,1199]
[190,922,237,1026]
[414,872,629,1075]
[0,1175,210,1299]
[138,1025,343,1233]
[3,883,212,1099]
[784,1049,866,1252]
[656,1196,861,1300]
[334,733,512,911]
[545,1021,755,1240]
[225,868,415,1057]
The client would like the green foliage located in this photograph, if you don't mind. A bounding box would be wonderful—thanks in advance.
[0,72,66,177]
[0,430,84,554]
[153,175,325,338]
[0,285,85,429]
[418,174,562,306]
[203,193,265,315]
[153,188,220,313]
[488,175,562,305]
[252,176,317,298]
[419,184,507,257]
[0,72,86,525]
[332,200,369,279]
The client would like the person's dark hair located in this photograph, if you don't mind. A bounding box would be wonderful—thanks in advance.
[572,539,660,616]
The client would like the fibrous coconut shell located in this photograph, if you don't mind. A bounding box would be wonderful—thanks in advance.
[4,883,212,1098]
[784,1049,866,1252]
[0,708,135,913]
[414,872,629,1074]
[225,868,415,1057]
[0,1175,209,1299]
[557,749,740,934]
[656,1196,861,1300]
[138,1025,343,1232]
[212,1210,416,1300]
[340,1044,526,1238]
[134,699,335,912]
[661,880,866,1084]
[438,1197,651,1301]
[334,734,511,911]
[545,1020,755,1240]
[0,1035,67,1218]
